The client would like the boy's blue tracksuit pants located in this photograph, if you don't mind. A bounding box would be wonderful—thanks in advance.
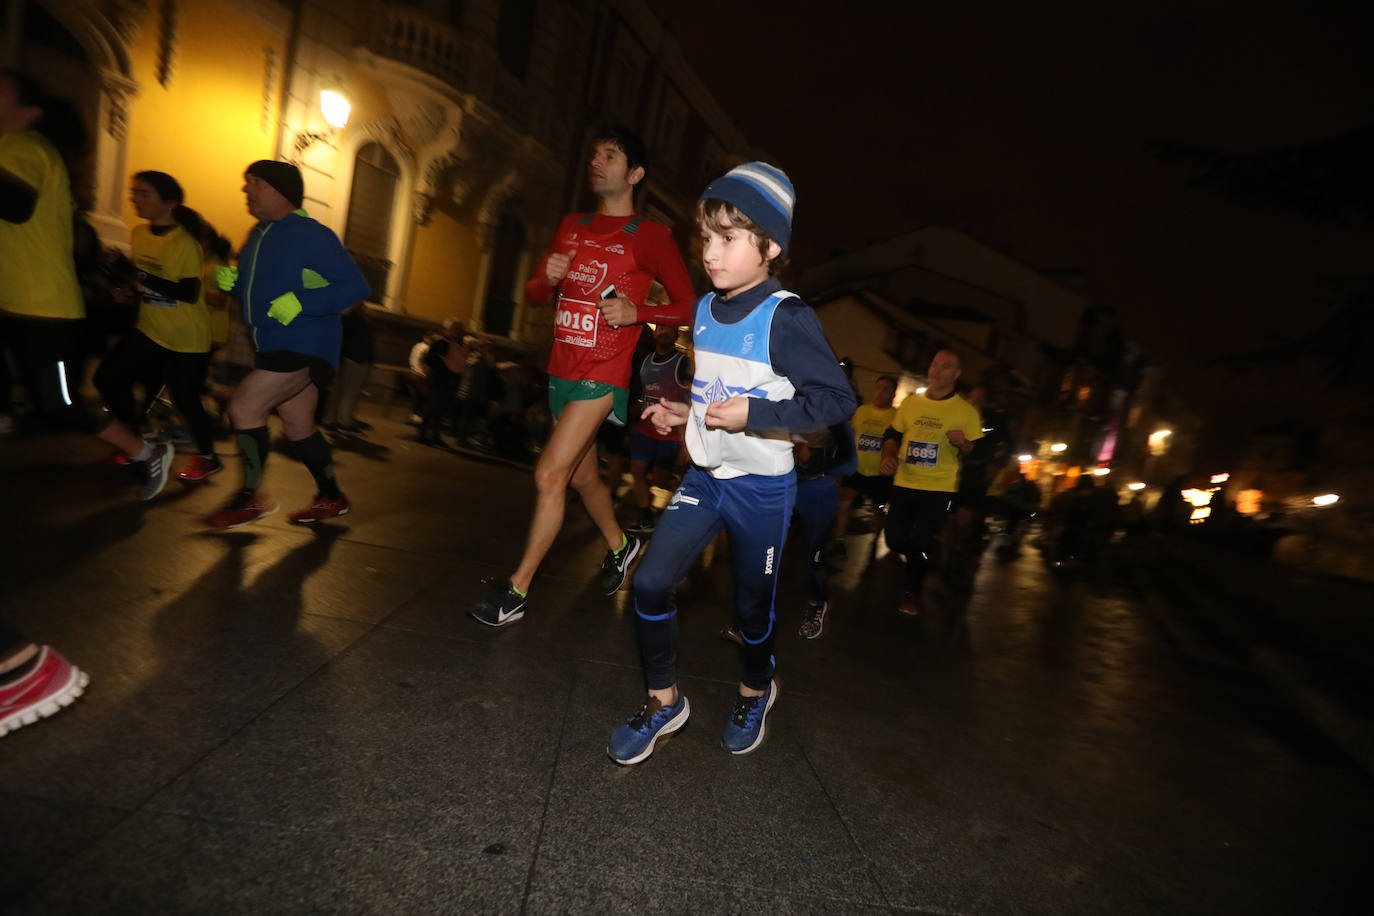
[633,466,795,691]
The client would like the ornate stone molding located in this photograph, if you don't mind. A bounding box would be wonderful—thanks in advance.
[99,70,139,142]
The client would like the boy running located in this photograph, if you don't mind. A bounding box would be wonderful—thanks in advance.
[607,162,856,764]
[468,126,694,627]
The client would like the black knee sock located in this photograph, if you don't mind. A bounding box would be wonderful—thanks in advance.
[292,431,341,498]
[235,426,270,491]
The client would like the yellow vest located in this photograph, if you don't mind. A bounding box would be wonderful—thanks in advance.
[891,392,983,493]
[132,223,210,353]
[0,132,83,320]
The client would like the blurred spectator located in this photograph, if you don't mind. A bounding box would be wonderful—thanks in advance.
[417,319,467,445]
[321,303,374,432]
[454,335,492,445]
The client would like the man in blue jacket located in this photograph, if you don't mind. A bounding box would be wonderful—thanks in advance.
[208,160,370,528]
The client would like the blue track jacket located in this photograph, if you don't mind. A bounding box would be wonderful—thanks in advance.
[224,210,369,367]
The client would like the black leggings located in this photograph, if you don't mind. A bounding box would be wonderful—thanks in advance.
[885,487,954,592]
[0,314,94,429]
[94,329,215,454]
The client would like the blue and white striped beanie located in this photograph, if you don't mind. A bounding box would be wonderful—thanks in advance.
[699,161,795,255]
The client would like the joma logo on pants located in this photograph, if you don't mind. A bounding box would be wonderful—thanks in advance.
[764,546,774,575]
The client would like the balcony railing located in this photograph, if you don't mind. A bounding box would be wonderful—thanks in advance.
[366,5,538,137]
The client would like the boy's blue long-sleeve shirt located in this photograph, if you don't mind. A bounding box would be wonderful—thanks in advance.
[708,277,857,435]
[225,210,369,367]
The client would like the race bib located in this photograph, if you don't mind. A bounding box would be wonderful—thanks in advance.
[904,440,939,467]
[857,432,883,453]
[554,299,598,348]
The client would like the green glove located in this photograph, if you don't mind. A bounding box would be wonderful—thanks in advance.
[267,291,303,325]
[215,265,238,292]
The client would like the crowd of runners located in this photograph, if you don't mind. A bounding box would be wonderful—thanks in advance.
[2,69,1031,764]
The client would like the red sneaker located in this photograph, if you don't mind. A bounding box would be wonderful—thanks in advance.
[176,454,223,482]
[207,491,279,529]
[288,493,351,525]
[897,591,922,617]
[1,646,89,737]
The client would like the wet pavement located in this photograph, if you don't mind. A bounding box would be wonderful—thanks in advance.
[2,405,1371,913]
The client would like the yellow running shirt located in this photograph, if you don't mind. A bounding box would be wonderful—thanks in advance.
[132,223,210,353]
[0,131,83,320]
[890,391,983,493]
[852,402,897,477]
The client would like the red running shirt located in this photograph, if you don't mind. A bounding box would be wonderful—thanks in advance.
[526,212,694,387]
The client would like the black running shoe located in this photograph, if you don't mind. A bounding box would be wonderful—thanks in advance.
[599,533,642,595]
[626,510,657,536]
[469,578,527,627]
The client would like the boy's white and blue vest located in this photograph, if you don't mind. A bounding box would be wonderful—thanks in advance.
[686,290,797,480]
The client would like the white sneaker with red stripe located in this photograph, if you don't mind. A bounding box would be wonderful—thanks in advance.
[0,646,89,737]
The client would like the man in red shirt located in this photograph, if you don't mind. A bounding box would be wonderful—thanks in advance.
[469,126,695,627]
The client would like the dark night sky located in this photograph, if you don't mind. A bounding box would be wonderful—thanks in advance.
[647,1,1374,455]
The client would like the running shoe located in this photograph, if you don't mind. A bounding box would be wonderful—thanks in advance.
[0,646,89,738]
[599,533,642,595]
[138,441,172,501]
[798,600,828,640]
[468,578,527,627]
[720,625,743,646]
[207,490,279,529]
[288,493,351,525]
[721,679,778,755]
[607,692,690,765]
[103,449,132,466]
[897,590,921,617]
[176,454,222,482]
[626,510,657,536]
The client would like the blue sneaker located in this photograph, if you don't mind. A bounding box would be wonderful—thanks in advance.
[607,693,690,765]
[721,679,778,755]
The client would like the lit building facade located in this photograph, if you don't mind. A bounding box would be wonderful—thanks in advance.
[4,0,748,352]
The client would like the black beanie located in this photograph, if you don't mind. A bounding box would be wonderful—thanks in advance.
[245,160,304,209]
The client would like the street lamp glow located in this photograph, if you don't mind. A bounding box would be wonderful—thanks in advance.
[1017,453,1033,463]
[1128,482,1146,491]
[320,90,351,129]
[1313,493,1340,507]
[1092,467,1111,477]
[1050,442,1067,453]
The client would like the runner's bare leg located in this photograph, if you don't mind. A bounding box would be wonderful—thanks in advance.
[510,394,618,593]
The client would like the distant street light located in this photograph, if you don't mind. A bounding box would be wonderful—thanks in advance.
[1017,453,1033,463]
[1313,494,1340,507]
[1128,482,1146,491]
[1050,442,1067,453]
[1092,467,1111,477]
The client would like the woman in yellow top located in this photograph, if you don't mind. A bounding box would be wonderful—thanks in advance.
[0,69,88,436]
[93,170,220,491]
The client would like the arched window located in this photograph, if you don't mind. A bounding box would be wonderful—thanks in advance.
[344,142,400,304]
[483,212,525,336]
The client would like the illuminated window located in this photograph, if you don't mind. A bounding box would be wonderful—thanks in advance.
[344,142,399,304]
